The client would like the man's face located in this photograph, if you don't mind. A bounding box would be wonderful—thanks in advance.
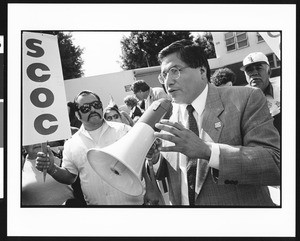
[134,91,143,101]
[76,94,104,127]
[244,62,270,92]
[160,53,207,104]
[134,91,147,101]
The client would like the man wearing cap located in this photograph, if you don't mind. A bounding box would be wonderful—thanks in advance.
[241,52,281,135]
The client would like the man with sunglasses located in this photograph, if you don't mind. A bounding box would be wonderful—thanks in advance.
[36,90,144,205]
[151,39,280,206]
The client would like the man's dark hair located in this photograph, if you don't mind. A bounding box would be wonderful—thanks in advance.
[211,67,236,86]
[158,39,211,81]
[73,90,101,109]
[131,80,150,94]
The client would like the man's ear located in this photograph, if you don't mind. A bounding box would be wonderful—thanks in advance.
[199,67,207,80]
[75,111,81,120]
[200,67,206,75]
[268,67,272,76]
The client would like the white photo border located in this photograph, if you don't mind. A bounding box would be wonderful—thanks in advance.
[7,3,296,237]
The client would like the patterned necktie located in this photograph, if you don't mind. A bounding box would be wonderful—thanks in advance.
[186,105,199,206]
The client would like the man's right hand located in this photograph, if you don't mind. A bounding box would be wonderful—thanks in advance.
[35,146,55,174]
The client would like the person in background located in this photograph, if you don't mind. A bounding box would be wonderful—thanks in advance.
[139,99,145,112]
[104,104,134,127]
[240,52,281,135]
[131,79,171,110]
[211,67,236,87]
[67,101,82,129]
[151,39,280,206]
[22,141,74,206]
[35,90,144,205]
[124,95,143,122]
[241,51,281,205]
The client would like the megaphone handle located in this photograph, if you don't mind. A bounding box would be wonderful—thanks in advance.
[147,159,165,205]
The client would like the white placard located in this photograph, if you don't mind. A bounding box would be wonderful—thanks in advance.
[259,32,281,60]
[22,32,71,145]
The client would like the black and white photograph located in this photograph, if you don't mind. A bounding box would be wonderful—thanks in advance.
[2,2,297,240]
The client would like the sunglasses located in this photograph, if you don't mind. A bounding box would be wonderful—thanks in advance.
[105,114,120,121]
[78,101,103,114]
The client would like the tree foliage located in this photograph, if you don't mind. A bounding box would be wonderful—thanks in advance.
[119,31,193,70]
[119,31,216,70]
[194,32,216,59]
[41,31,84,80]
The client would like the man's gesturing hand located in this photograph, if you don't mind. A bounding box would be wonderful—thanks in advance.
[153,119,212,160]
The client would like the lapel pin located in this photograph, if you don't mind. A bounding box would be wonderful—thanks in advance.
[215,122,222,129]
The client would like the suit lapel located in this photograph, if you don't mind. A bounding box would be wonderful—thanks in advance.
[195,84,224,200]
[202,84,224,143]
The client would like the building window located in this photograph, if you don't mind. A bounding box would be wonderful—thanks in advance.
[225,32,249,52]
[257,32,265,43]
[267,53,281,69]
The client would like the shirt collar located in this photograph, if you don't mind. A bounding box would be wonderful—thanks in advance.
[80,121,109,140]
[179,84,208,116]
[147,87,153,100]
[264,82,274,97]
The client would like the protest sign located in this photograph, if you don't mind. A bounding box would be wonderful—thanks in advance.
[22,32,71,146]
[259,32,281,60]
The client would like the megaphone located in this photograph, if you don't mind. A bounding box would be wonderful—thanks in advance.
[87,98,172,196]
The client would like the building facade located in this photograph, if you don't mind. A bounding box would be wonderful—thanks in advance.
[210,31,281,86]
[134,31,281,87]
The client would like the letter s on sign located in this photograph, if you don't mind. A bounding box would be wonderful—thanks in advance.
[26,38,44,58]
[34,114,58,135]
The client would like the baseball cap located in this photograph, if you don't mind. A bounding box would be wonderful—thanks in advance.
[240,52,269,71]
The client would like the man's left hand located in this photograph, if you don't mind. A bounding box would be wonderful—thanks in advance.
[154,119,212,160]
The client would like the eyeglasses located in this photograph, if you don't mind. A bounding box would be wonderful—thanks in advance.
[158,66,188,84]
[77,101,102,114]
[105,114,120,121]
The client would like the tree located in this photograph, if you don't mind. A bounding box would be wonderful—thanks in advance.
[58,32,84,80]
[119,31,193,70]
[194,32,216,59]
[41,31,84,80]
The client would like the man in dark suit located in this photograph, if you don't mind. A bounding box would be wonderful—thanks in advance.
[152,40,280,206]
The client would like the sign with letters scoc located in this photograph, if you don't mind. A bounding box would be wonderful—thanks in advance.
[22,32,71,146]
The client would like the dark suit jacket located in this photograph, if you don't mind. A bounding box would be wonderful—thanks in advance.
[130,106,143,119]
[157,84,280,206]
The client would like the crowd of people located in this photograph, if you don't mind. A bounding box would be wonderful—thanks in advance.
[22,39,281,206]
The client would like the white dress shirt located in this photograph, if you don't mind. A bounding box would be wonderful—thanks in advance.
[62,121,144,205]
[161,85,220,205]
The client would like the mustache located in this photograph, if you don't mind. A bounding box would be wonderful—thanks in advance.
[88,112,102,121]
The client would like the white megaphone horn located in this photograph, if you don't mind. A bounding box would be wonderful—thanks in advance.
[87,98,172,196]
